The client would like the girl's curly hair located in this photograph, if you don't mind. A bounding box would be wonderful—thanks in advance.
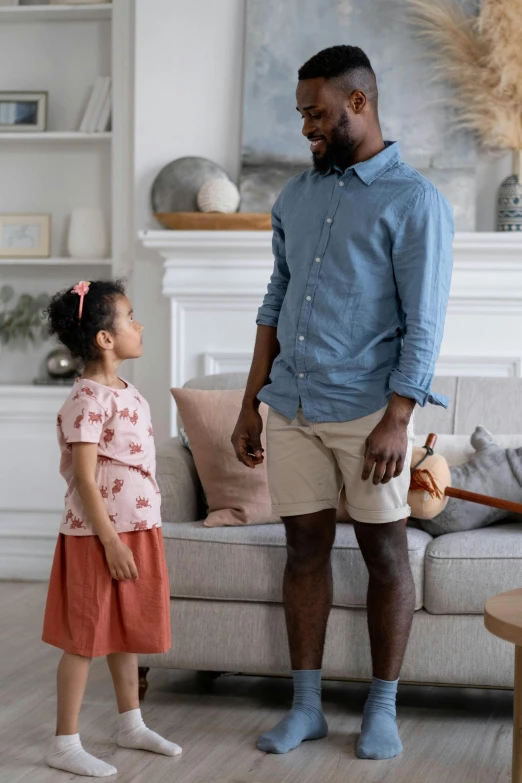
[46,279,126,362]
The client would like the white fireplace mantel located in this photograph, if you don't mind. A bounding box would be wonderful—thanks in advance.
[139,229,522,434]
[140,229,522,299]
[141,229,522,259]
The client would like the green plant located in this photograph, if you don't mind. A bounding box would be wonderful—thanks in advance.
[0,285,50,345]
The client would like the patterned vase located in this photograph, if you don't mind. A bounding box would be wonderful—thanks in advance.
[497,150,522,231]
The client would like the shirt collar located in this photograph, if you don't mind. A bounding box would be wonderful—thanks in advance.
[325,140,401,185]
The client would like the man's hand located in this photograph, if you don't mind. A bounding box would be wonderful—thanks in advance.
[231,402,264,469]
[361,394,415,485]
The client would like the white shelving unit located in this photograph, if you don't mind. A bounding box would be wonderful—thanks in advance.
[0,0,134,579]
[0,256,112,266]
[0,0,133,367]
[0,131,111,142]
[0,4,112,23]
[0,0,133,274]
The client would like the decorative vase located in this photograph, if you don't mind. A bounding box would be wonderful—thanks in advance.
[67,208,108,259]
[497,150,522,232]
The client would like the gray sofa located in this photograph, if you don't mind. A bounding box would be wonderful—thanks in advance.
[138,374,522,691]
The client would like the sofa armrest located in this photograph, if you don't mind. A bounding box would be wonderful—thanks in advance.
[156,437,204,522]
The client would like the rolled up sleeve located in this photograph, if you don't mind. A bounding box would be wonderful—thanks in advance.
[256,195,290,328]
[390,186,454,408]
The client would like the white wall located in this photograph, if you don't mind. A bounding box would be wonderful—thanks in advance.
[132,0,510,438]
[133,0,245,438]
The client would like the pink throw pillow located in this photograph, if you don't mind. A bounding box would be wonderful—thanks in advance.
[170,388,281,527]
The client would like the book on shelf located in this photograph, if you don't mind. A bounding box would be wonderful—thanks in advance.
[79,77,111,134]
[96,83,112,132]
[79,78,103,133]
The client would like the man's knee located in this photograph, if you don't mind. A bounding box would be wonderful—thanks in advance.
[284,511,336,573]
[368,551,411,585]
[355,521,412,584]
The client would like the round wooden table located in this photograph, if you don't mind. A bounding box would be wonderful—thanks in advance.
[485,589,522,783]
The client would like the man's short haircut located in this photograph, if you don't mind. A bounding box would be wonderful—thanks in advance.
[298,45,378,108]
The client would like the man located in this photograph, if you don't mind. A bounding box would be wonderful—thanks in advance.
[231,45,453,760]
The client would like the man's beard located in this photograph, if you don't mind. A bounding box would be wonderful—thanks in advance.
[312,111,357,173]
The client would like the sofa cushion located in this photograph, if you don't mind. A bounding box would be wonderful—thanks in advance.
[454,378,522,434]
[162,520,432,610]
[424,523,522,614]
[171,388,280,526]
[179,373,248,432]
[180,374,522,436]
[183,372,248,391]
[157,437,204,523]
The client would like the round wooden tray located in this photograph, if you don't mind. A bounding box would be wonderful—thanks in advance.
[154,212,272,231]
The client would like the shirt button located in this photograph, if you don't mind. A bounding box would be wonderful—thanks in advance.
[299,373,305,378]
[306,296,312,301]
[299,335,305,341]
[315,257,321,263]
[339,181,345,187]
[326,217,333,224]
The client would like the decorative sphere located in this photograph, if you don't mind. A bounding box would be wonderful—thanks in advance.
[197,178,240,213]
[46,347,81,379]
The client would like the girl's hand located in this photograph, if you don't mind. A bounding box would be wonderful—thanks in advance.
[103,537,139,581]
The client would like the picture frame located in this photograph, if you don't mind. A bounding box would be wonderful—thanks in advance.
[0,92,47,133]
[0,214,51,258]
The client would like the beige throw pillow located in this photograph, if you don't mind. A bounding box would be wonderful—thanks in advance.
[170,388,281,527]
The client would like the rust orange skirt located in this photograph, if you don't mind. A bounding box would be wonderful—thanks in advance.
[42,528,171,658]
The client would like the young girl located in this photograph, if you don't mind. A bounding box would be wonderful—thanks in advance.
[42,280,181,777]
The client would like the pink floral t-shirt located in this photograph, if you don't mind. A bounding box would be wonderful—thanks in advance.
[57,377,161,536]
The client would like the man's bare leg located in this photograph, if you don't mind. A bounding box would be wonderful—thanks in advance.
[353,519,415,760]
[257,508,336,753]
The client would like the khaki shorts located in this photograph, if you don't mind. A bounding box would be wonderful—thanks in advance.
[266,406,414,524]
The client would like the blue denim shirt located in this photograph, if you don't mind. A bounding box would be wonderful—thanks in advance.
[256,142,454,423]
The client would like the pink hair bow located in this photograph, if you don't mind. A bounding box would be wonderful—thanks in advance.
[72,281,90,321]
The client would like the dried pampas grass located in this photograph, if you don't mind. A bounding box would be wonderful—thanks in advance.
[405,0,522,151]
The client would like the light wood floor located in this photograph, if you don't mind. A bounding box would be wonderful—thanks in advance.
[0,581,513,783]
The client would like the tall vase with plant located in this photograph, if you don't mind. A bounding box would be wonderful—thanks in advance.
[405,0,522,231]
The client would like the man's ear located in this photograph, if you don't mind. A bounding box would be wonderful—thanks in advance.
[350,89,367,115]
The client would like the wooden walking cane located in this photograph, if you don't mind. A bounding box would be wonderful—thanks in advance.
[410,433,522,517]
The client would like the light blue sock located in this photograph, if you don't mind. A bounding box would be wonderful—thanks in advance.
[257,669,328,754]
[356,676,403,760]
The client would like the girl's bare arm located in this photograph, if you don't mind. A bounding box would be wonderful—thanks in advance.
[72,443,138,580]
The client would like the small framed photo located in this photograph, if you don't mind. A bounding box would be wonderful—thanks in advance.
[0,92,47,133]
[0,214,51,258]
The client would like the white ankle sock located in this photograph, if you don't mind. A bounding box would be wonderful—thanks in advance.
[117,708,182,756]
[46,733,117,777]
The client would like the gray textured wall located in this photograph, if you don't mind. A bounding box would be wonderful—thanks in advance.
[240,0,476,229]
